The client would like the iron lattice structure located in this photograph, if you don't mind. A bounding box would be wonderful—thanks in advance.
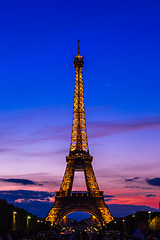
[46,41,114,226]
[70,42,88,153]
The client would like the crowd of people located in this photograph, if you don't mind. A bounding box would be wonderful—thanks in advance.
[0,222,160,240]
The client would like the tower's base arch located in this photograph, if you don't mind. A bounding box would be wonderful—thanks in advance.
[46,191,113,226]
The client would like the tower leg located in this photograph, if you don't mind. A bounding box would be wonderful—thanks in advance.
[97,199,114,224]
[60,161,74,193]
[84,161,99,192]
[46,200,62,224]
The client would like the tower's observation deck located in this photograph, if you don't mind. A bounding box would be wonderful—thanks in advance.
[74,40,84,67]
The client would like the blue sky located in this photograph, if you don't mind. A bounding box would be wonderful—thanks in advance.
[0,0,160,218]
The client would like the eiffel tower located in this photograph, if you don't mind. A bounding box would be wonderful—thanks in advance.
[46,41,114,226]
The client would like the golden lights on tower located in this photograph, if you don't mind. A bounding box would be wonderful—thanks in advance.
[70,40,89,154]
[46,41,114,226]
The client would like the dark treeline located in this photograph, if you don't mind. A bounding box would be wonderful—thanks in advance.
[0,199,37,238]
[108,211,160,234]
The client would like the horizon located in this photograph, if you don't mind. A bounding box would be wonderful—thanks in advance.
[0,0,160,219]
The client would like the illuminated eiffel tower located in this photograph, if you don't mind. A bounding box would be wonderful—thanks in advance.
[46,41,113,226]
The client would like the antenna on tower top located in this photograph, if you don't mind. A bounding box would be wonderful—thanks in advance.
[78,40,80,55]
[74,40,84,66]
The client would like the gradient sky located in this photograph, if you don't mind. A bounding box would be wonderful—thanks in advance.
[0,0,160,218]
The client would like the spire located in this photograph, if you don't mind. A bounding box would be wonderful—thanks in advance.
[78,40,80,56]
[74,40,84,67]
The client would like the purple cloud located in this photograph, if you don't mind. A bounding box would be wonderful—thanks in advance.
[0,178,42,186]
[88,116,160,138]
[146,194,156,198]
[124,186,152,190]
[125,177,140,182]
[1,116,160,147]
[17,149,68,157]
[0,148,11,153]
[146,178,160,187]
[104,194,115,198]
[30,116,160,141]
[104,195,117,202]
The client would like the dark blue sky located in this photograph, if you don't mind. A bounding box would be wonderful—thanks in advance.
[1,0,160,112]
[0,0,160,218]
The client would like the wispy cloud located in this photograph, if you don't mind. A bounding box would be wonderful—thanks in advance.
[88,117,160,138]
[125,177,140,182]
[16,149,68,157]
[0,173,62,190]
[0,178,42,186]
[146,194,156,198]
[124,186,152,190]
[104,195,116,202]
[104,194,115,198]
[0,148,11,153]
[1,115,160,148]
[28,116,160,142]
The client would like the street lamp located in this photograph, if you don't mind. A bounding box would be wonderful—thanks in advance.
[122,219,125,231]
[13,211,17,231]
[27,216,31,230]
[148,211,152,225]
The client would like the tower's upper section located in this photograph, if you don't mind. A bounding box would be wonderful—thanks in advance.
[74,40,84,68]
[69,41,89,157]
